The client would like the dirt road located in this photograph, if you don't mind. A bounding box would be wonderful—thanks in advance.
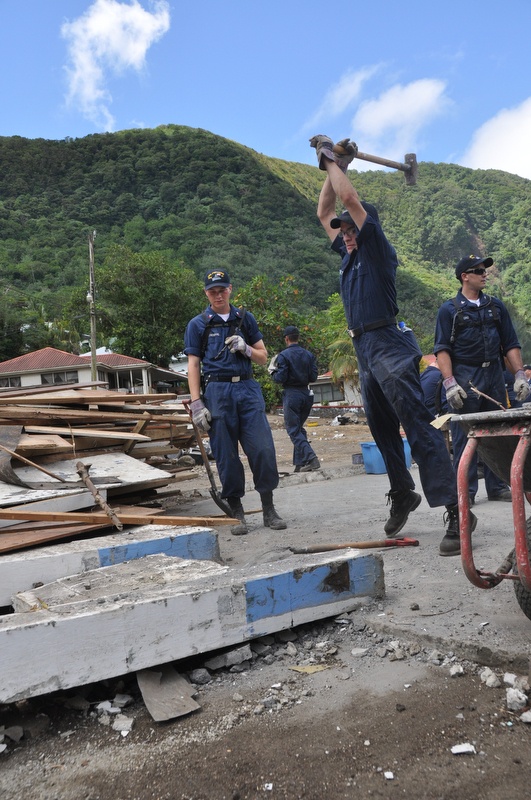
[1,412,531,799]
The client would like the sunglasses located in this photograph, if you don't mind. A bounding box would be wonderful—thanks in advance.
[464,267,487,275]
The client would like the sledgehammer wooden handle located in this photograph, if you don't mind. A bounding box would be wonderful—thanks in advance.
[289,537,419,553]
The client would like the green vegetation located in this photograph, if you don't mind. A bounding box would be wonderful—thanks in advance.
[1,124,530,367]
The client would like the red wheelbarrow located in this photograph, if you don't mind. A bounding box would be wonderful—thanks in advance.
[453,406,531,620]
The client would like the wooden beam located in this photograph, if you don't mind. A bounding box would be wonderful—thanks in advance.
[0,508,237,526]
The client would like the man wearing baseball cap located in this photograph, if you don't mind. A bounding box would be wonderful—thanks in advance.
[184,269,286,535]
[434,254,530,550]
[268,325,320,472]
[310,134,467,552]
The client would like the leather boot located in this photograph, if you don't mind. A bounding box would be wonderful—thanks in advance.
[260,491,287,530]
[227,497,248,536]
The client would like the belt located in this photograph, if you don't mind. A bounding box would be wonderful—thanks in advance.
[348,317,397,338]
[204,374,251,383]
[454,360,497,368]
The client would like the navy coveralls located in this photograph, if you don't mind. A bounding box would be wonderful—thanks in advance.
[331,213,457,508]
[184,305,279,500]
[434,291,521,499]
[272,343,318,468]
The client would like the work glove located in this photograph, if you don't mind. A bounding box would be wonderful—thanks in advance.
[514,370,531,403]
[333,138,358,173]
[309,134,335,171]
[267,355,279,375]
[190,399,211,433]
[443,376,467,410]
[225,335,252,358]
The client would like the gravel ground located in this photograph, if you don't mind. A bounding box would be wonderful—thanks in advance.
[2,412,531,799]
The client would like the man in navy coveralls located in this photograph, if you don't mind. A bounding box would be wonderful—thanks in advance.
[270,325,320,472]
[184,269,286,536]
[310,134,475,556]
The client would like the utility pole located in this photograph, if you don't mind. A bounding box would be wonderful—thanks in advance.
[87,231,97,384]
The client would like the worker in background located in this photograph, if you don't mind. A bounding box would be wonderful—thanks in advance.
[434,255,530,532]
[269,325,320,473]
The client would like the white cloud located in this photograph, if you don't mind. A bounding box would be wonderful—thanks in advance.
[460,98,531,179]
[302,66,380,132]
[61,0,170,131]
[352,79,450,168]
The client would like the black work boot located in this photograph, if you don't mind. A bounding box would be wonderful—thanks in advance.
[300,456,321,472]
[260,491,287,530]
[227,497,248,536]
[439,503,477,556]
[384,489,421,537]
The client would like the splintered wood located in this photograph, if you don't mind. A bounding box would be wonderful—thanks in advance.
[0,386,209,553]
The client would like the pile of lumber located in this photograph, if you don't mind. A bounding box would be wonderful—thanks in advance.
[0,384,218,556]
[0,383,195,465]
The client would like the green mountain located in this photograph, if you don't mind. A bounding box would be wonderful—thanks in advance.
[1,124,530,357]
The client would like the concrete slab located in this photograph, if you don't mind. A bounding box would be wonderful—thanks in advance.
[0,549,384,703]
[175,464,531,670]
[0,525,220,607]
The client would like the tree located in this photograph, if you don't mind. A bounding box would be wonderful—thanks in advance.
[97,246,204,366]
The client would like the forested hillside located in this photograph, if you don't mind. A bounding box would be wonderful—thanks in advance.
[1,124,530,361]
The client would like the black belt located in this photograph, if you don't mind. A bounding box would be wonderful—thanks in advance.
[454,359,499,368]
[204,375,252,383]
[348,317,397,338]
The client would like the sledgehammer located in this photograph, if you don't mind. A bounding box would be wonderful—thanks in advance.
[289,537,419,554]
[333,141,418,186]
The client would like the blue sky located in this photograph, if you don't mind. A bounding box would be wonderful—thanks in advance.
[2,0,531,179]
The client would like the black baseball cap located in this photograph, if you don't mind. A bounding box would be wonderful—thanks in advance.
[455,255,493,279]
[283,325,299,337]
[204,269,231,288]
[330,201,379,229]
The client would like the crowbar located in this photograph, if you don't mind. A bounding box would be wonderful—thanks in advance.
[468,381,507,411]
[182,400,233,517]
[289,537,419,554]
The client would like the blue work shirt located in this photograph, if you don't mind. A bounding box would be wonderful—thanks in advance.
[272,343,318,388]
[434,291,520,365]
[331,212,399,330]
[184,305,263,378]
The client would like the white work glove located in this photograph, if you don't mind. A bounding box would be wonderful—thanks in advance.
[190,399,211,432]
[267,355,279,375]
[514,370,531,403]
[443,376,467,410]
[225,335,252,358]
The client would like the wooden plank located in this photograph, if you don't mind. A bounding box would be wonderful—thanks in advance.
[0,489,106,529]
[0,524,220,603]
[0,407,189,424]
[0,551,384,702]
[0,522,111,556]
[0,390,177,405]
[0,509,236,526]
[24,426,151,441]
[16,434,74,455]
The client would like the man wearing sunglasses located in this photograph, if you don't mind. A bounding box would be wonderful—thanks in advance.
[434,255,530,549]
[311,135,469,554]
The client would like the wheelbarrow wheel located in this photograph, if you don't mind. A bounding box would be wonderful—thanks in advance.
[511,516,531,622]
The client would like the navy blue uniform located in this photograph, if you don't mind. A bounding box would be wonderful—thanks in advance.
[434,291,520,498]
[184,305,279,500]
[272,343,318,468]
[331,212,457,508]
[420,365,447,416]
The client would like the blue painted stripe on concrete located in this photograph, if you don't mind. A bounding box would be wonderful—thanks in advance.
[245,556,380,623]
[98,531,219,567]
